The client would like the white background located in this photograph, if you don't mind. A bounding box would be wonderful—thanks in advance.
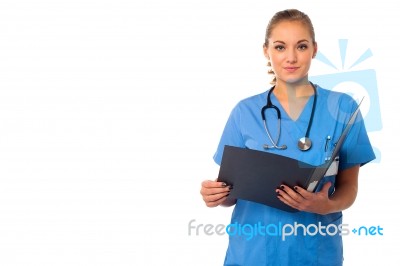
[0,0,398,265]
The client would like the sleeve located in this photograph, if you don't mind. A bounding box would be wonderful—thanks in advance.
[213,103,246,165]
[338,99,376,170]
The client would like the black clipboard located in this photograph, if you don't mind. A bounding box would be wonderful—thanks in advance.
[217,99,363,212]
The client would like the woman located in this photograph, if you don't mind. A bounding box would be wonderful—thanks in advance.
[200,9,375,266]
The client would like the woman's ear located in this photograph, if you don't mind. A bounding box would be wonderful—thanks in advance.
[312,42,318,58]
[263,44,270,60]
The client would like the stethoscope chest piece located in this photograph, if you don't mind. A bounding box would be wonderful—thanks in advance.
[297,137,312,151]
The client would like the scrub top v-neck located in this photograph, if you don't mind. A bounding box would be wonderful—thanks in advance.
[267,91,316,149]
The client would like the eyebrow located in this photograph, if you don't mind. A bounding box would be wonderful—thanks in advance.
[273,39,310,44]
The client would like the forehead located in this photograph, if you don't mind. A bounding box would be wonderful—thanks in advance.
[269,21,312,42]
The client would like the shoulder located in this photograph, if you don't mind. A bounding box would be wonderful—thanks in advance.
[222,90,268,122]
[316,84,358,109]
[315,84,361,126]
[226,91,267,122]
[234,91,268,110]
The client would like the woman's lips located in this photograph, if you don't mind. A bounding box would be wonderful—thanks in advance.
[284,67,299,73]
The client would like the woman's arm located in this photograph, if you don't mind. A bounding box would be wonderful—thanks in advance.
[326,165,359,213]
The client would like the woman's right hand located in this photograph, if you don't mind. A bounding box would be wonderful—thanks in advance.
[200,180,233,207]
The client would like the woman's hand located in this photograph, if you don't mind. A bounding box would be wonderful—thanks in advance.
[200,180,233,207]
[276,182,333,215]
[276,165,360,214]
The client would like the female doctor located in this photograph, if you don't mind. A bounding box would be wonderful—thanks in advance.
[200,9,375,266]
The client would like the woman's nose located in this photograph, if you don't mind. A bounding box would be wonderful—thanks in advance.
[286,49,297,63]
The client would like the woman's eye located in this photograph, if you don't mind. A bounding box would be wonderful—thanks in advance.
[298,44,308,50]
[275,45,285,51]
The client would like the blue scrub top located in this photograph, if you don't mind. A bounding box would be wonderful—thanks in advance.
[214,85,375,266]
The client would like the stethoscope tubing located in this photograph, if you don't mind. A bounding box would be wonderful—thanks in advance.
[261,82,317,151]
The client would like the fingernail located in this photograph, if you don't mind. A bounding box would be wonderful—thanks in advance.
[221,182,227,187]
[294,186,298,190]
[280,185,284,190]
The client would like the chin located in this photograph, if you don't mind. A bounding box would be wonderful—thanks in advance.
[279,74,309,84]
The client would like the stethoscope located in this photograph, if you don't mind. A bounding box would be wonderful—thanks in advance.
[261,82,317,151]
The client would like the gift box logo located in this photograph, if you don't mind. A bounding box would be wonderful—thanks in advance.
[310,39,381,161]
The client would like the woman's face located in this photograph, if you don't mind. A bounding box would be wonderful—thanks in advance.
[264,20,317,85]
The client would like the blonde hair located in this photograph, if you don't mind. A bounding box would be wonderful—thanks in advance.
[264,9,316,84]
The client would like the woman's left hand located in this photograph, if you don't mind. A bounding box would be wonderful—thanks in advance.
[276,182,333,215]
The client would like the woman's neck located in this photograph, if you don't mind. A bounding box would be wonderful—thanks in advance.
[273,80,314,100]
[272,80,315,121]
